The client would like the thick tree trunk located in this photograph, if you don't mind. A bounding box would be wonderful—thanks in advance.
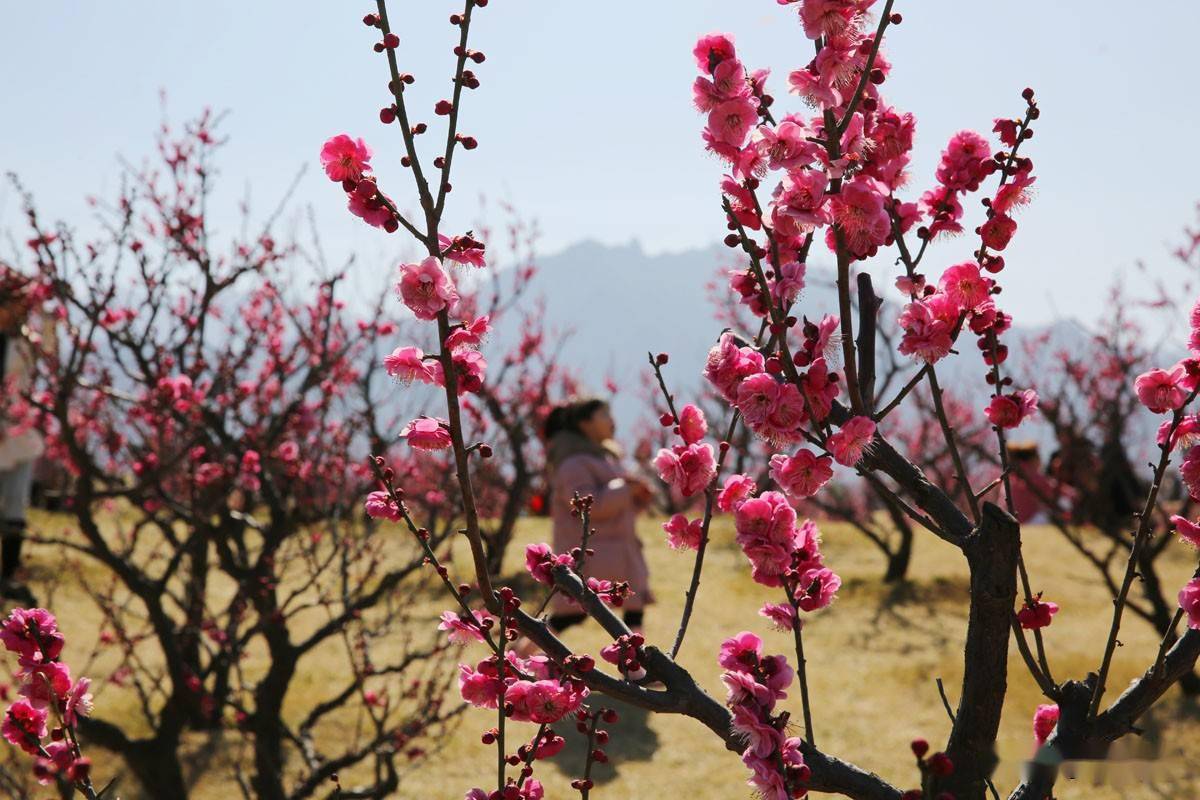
[879,491,914,584]
[882,525,913,584]
[938,503,1019,800]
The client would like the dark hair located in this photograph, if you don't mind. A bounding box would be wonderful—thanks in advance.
[1007,441,1040,464]
[542,397,607,440]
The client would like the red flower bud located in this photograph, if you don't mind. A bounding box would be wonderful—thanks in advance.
[928,752,954,776]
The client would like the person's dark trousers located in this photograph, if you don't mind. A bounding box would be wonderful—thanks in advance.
[0,518,25,582]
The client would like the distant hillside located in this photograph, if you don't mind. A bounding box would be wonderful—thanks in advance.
[526,240,834,423]
[522,240,1099,430]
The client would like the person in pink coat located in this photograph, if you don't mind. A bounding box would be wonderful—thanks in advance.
[543,398,654,634]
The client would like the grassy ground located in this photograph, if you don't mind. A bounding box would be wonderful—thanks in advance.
[14,509,1200,798]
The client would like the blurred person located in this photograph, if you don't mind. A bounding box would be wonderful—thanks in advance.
[1007,441,1075,525]
[542,397,654,636]
[0,268,42,603]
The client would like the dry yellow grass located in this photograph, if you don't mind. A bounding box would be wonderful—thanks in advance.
[13,509,1200,799]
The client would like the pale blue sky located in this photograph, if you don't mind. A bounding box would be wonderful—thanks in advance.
[2,1,1198,326]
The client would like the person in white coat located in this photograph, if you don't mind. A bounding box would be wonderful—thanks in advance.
[0,269,42,603]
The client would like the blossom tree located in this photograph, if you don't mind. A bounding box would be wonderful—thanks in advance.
[0,110,567,798]
[5,1,1200,799]
[1013,282,1200,697]
[337,2,1200,799]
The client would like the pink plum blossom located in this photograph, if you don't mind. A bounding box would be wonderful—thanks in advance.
[754,119,819,172]
[524,544,573,586]
[1190,296,1200,356]
[772,169,830,235]
[507,680,586,723]
[1181,578,1200,630]
[62,678,93,726]
[458,662,503,709]
[663,514,704,550]
[722,670,776,708]
[992,170,1036,215]
[1033,704,1059,747]
[18,662,71,709]
[320,134,372,182]
[706,97,758,153]
[653,443,717,497]
[718,473,758,512]
[705,333,766,403]
[383,346,439,384]
[939,262,991,311]
[718,631,764,673]
[1135,365,1189,414]
[1172,515,1200,548]
[898,299,954,364]
[734,491,800,586]
[396,257,458,321]
[827,415,875,466]
[936,130,991,192]
[693,33,737,71]
[2,701,47,755]
[399,417,452,450]
[445,315,491,351]
[678,404,708,445]
[798,0,858,40]
[1017,597,1059,630]
[981,213,1018,251]
[759,602,797,631]
[364,490,401,521]
[437,610,491,645]
[737,373,786,429]
[794,566,841,612]
[438,233,486,268]
[769,449,833,500]
[732,703,783,758]
[829,176,891,259]
[0,609,64,666]
[694,59,751,112]
[1183,446,1200,500]
[348,191,394,229]
[985,389,1038,429]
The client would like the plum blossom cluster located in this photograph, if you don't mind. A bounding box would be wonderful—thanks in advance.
[652,403,718,498]
[320,134,404,232]
[893,93,1041,431]
[600,633,648,681]
[5,107,480,796]
[453,587,599,800]
[525,543,633,608]
[0,609,95,792]
[704,332,841,444]
[731,491,842,614]
[1134,301,1200,424]
[1138,301,1200,633]
[718,632,809,798]
[457,650,588,724]
[750,35,1044,431]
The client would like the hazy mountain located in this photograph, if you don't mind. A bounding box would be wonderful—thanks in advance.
[526,239,837,424]
[524,240,1098,428]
